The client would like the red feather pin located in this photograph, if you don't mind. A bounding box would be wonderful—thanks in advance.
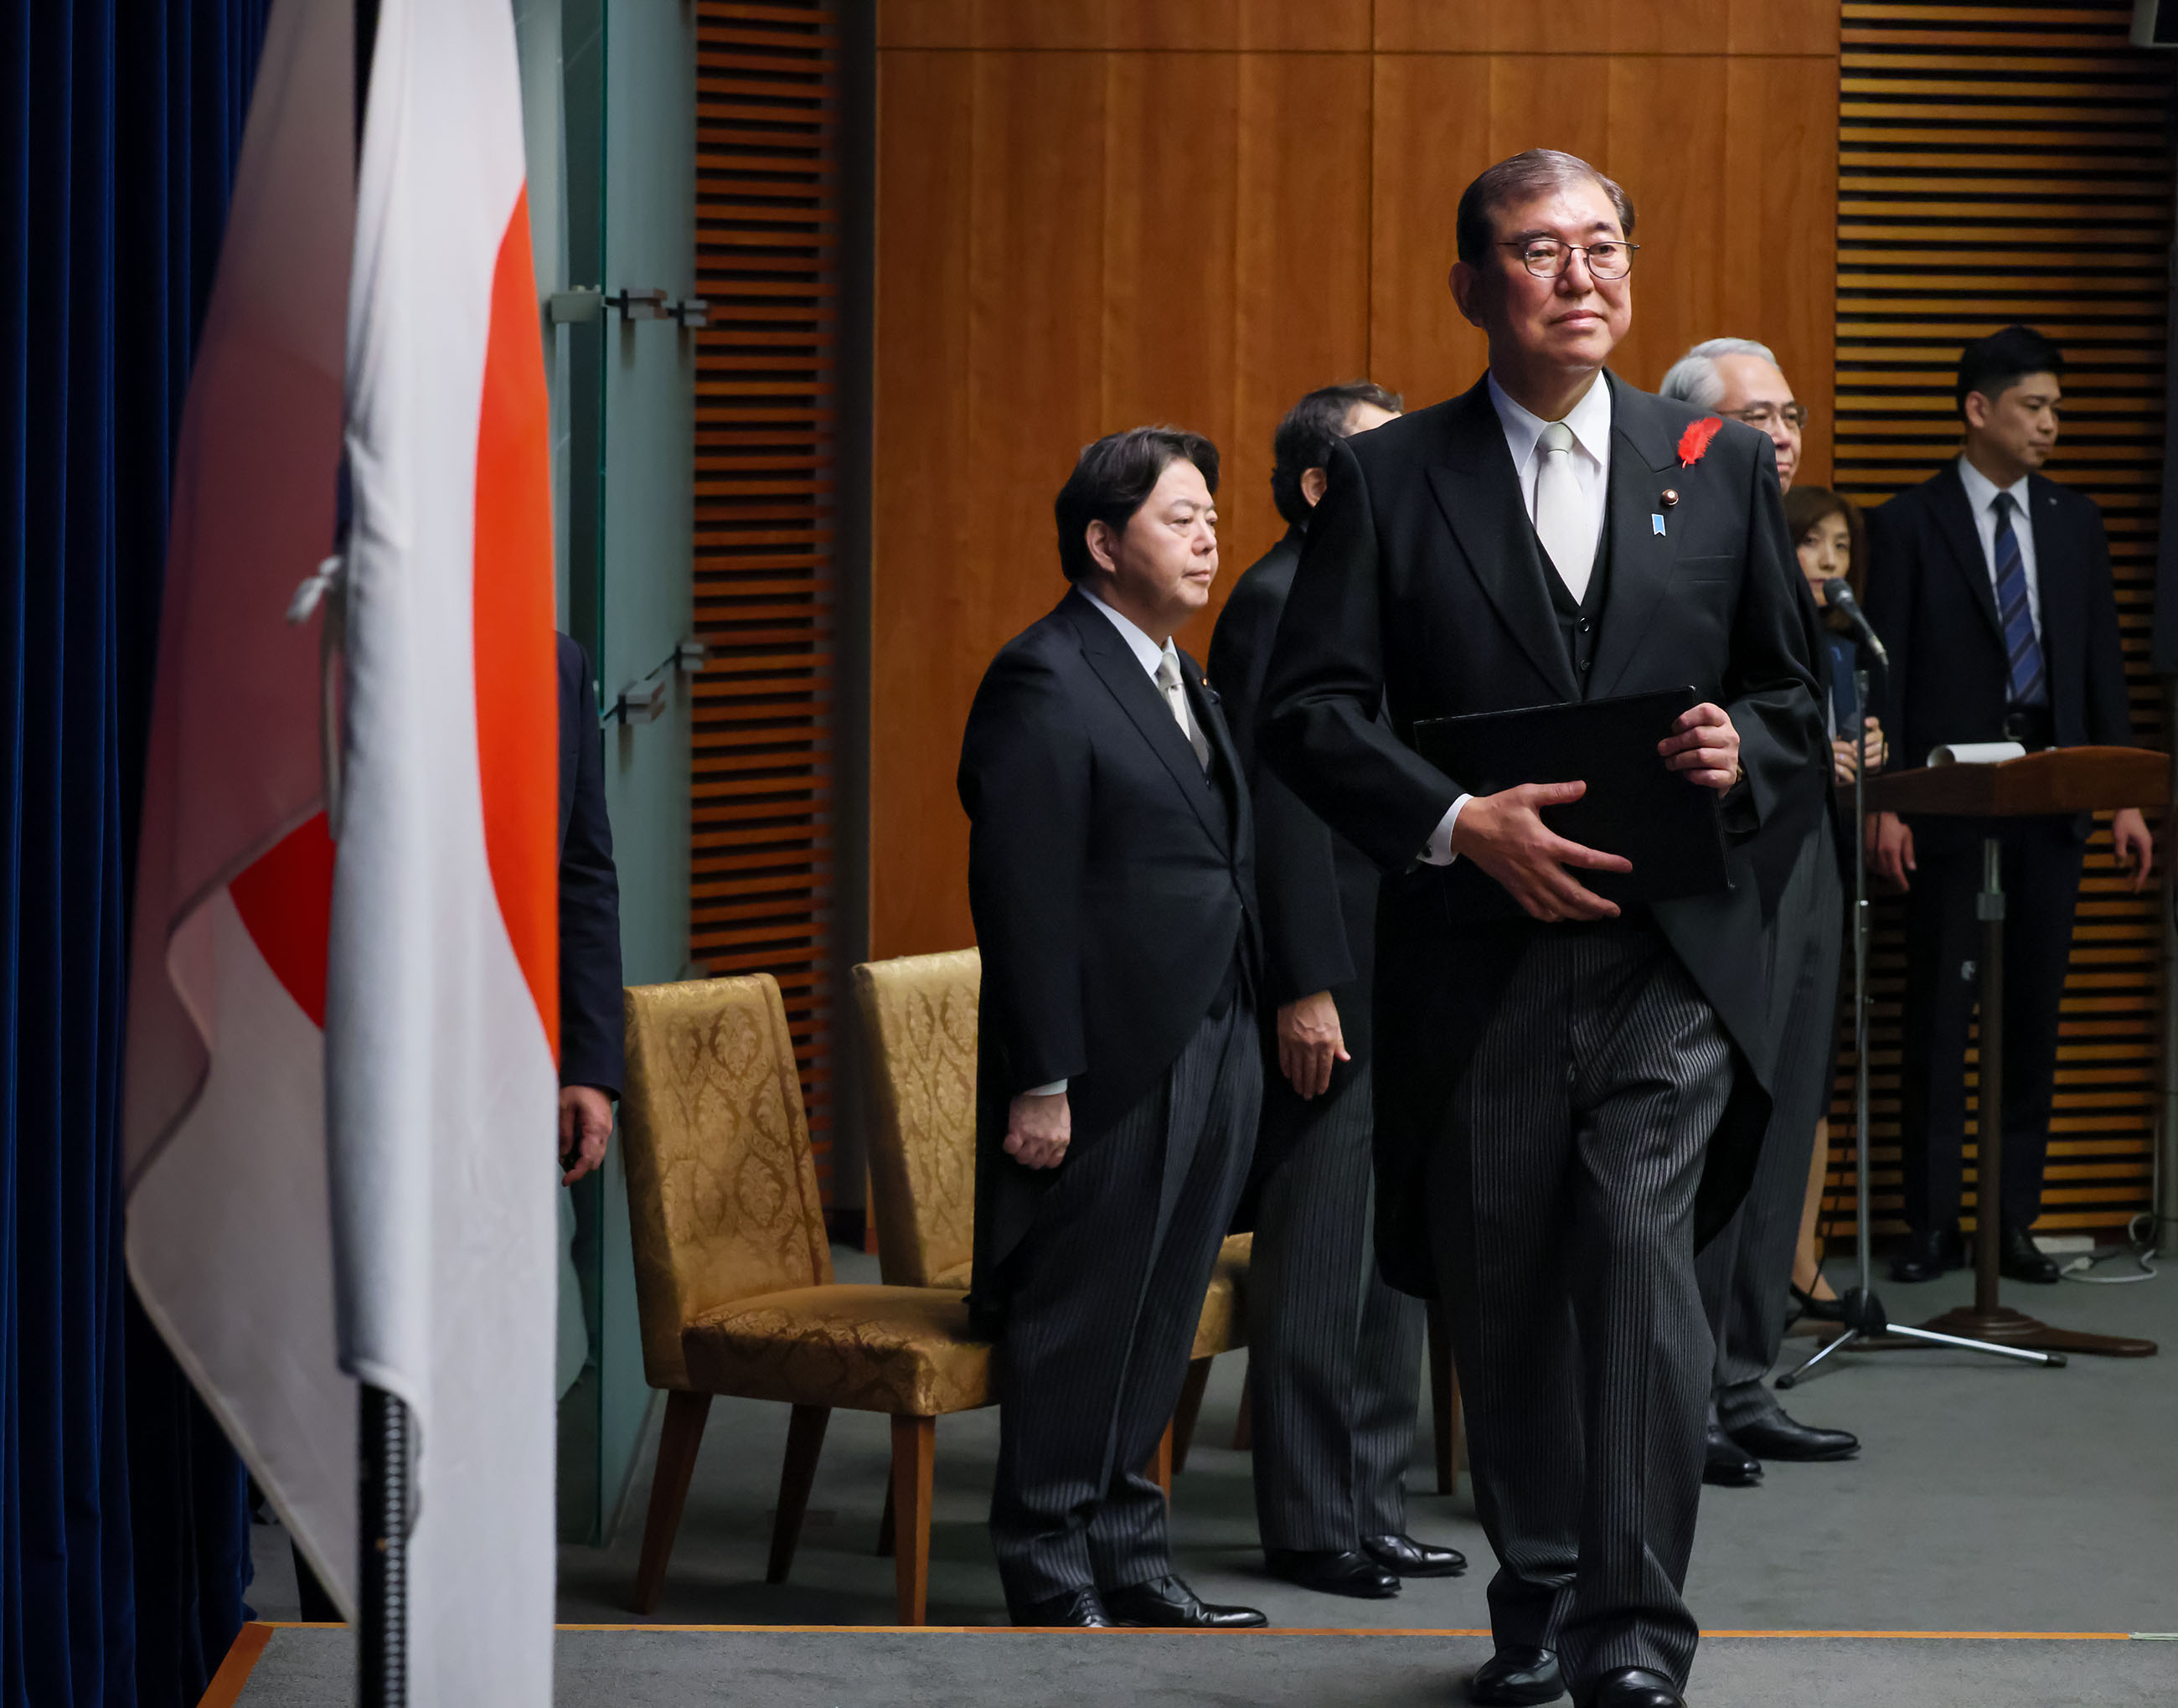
[1677,415,1723,468]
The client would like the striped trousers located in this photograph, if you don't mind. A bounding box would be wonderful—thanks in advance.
[1249,1063,1426,1551]
[1427,924,1730,1695]
[988,993,1262,1607]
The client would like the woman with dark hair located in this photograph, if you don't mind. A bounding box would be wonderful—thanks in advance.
[1779,485,1886,1319]
[1786,485,1885,782]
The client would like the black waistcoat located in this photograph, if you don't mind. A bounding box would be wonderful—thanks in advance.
[1537,512,1613,697]
[1530,513,1647,927]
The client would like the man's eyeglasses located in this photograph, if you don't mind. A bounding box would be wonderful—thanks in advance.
[1500,237,1639,280]
[1720,402,1811,432]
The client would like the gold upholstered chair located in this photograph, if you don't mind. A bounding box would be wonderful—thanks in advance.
[619,973,990,1625]
[853,948,981,1293]
[852,948,1249,1483]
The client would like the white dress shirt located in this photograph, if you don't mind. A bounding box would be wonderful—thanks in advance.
[1492,369,1613,584]
[1024,588,1205,1097]
[1956,453,2042,643]
[1421,372,1614,865]
[1082,583,1169,674]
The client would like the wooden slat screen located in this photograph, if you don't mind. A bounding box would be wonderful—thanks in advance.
[693,0,839,1193]
[1830,0,2173,1239]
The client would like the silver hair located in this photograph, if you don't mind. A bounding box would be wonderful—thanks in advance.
[1657,338,1782,410]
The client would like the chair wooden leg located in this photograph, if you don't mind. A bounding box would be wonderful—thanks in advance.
[875,1480,896,1558]
[890,1415,936,1626]
[1169,1355,1214,1473]
[766,1403,831,1585]
[1427,1301,1459,1497]
[1231,1366,1253,1452]
[631,1390,712,1614]
[1148,1419,1174,1498]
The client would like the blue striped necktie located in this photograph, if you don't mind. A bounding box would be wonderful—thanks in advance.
[1991,489,2047,706]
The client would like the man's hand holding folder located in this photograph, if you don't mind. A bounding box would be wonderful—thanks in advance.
[1451,781,1634,922]
[1656,701,1742,793]
[1438,698,1742,924]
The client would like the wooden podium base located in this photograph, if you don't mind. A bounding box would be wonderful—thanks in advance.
[1918,1303,2156,1359]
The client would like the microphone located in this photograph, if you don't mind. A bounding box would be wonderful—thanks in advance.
[1822,578,1888,667]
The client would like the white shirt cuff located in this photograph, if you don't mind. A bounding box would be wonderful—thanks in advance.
[1419,795,1471,866]
[1023,1079,1068,1097]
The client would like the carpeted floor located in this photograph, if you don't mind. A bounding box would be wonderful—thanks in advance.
[230,1627,2178,1705]
[242,1248,2178,1700]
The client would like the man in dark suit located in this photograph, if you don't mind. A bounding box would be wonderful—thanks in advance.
[1209,380,1467,1601]
[1658,342,1859,1489]
[557,632,624,1184]
[1865,326,2153,1286]
[959,427,1267,1632]
[1259,151,1822,1708]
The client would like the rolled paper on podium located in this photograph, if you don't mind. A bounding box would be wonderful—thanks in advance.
[1928,741,2026,766]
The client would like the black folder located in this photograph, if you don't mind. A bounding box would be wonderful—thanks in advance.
[1412,686,1728,906]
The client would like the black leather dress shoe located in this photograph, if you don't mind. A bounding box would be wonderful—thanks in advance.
[1727,1410,1859,1463]
[1009,1586,1113,1628]
[1701,1423,1762,1487]
[1265,1548,1399,1598]
[1788,1280,1845,1324]
[1890,1224,1948,1283]
[1362,1532,1467,1577]
[2000,1222,2062,1284]
[1104,1574,1267,1629]
[1469,1645,1564,1705]
[1586,1666,1683,1708]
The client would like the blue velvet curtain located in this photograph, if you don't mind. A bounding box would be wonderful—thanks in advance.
[0,2,270,1702]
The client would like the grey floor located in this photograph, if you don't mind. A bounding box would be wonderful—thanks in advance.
[235,1628,2178,1706]
[244,1248,2178,1700]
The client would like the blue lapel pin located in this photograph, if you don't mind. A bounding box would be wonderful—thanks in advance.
[1651,513,1666,536]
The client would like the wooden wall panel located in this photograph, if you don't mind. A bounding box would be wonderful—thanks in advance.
[1603,57,1735,390]
[1371,0,1837,56]
[880,0,1372,51]
[1233,51,1375,550]
[873,50,1110,962]
[1825,1,2175,1240]
[1721,54,1839,487]
[872,5,1846,962]
[1101,51,1241,533]
[870,49,975,980]
[693,0,842,1184]
[1365,54,1492,410]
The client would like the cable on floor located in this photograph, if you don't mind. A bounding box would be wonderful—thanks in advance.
[2058,1212,2160,1284]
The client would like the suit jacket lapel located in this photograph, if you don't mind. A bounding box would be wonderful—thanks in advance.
[1422,379,1581,701]
[1184,662,1248,853]
[2028,474,2075,679]
[1930,462,2005,648]
[1590,376,1684,699]
[1060,590,1231,850]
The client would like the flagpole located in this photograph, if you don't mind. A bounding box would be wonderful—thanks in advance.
[351,7,406,1706]
[359,1385,412,1704]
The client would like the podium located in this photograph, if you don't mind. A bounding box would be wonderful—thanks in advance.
[1866,746,2164,1360]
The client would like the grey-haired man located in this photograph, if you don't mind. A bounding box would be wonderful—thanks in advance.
[1660,341,1860,1491]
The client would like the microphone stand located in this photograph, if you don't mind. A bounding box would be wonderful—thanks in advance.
[1778,663,2062,1385]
